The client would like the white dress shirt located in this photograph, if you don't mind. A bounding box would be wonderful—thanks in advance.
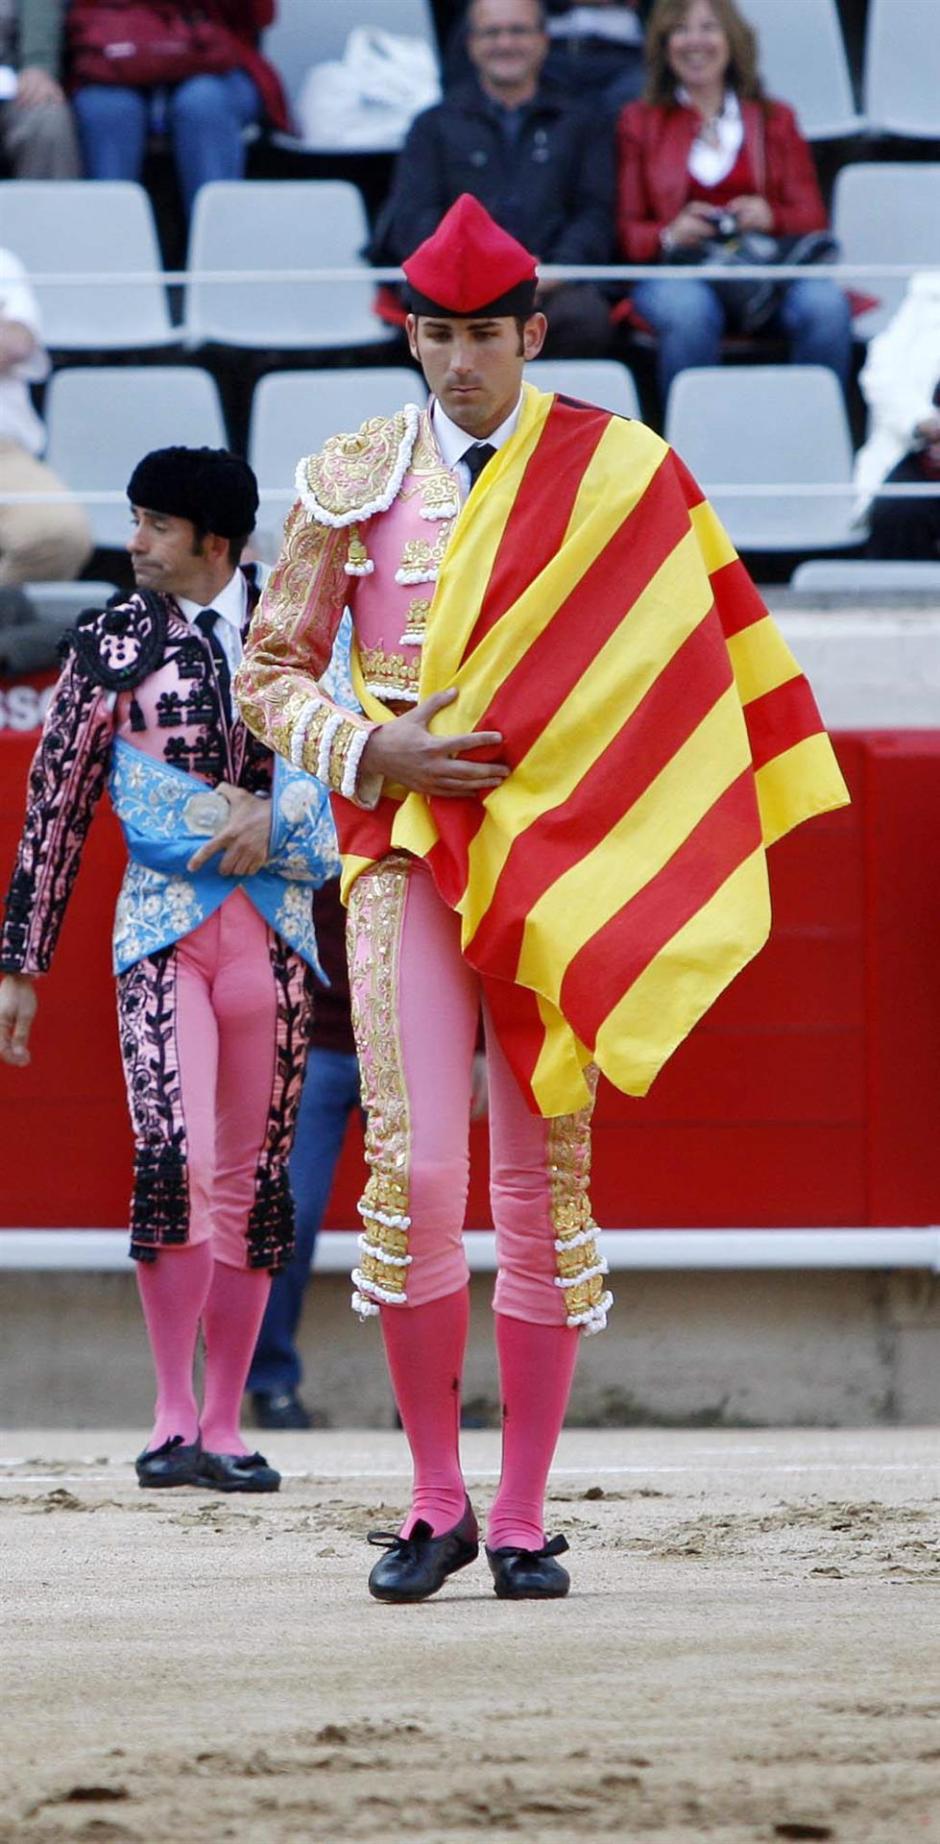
[430,392,525,501]
[176,566,248,687]
[677,88,745,188]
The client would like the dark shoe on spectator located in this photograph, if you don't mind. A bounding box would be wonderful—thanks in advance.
[485,1534,570,1599]
[252,1389,313,1431]
[194,1450,281,1493]
[367,1497,479,1602]
[135,1434,201,1489]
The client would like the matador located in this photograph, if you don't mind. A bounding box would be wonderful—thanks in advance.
[236,196,849,1598]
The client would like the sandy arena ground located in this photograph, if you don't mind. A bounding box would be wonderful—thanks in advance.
[1,1427,938,1844]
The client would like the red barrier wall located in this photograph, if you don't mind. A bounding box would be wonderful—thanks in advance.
[2,728,938,1232]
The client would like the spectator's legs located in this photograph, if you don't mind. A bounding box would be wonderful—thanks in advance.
[72,84,150,181]
[775,278,853,387]
[166,70,261,220]
[628,278,725,402]
[0,444,92,586]
[867,455,940,560]
[247,1047,361,1399]
[1,99,82,178]
[539,283,613,359]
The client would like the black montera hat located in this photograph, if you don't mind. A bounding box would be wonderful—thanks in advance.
[127,446,258,538]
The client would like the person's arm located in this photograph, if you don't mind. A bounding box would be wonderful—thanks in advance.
[858,291,940,449]
[234,500,381,807]
[15,0,64,76]
[0,655,114,1065]
[757,102,827,239]
[615,102,675,263]
[544,110,616,267]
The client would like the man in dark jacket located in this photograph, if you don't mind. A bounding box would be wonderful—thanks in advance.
[376,0,615,357]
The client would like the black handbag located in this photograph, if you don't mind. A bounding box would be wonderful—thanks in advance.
[674,225,840,334]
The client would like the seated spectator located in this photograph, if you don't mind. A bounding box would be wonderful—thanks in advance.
[854,272,940,561]
[615,0,852,403]
[374,0,615,358]
[0,245,91,585]
[446,0,649,114]
[0,0,80,176]
[67,0,289,221]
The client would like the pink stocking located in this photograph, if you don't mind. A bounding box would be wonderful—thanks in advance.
[487,1314,580,1551]
[200,1262,272,1456]
[381,1288,470,1537]
[136,1241,214,1450]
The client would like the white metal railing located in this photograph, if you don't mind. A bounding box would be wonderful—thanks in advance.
[13,262,937,285]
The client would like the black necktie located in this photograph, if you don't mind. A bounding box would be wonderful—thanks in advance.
[462,442,496,492]
[195,608,232,723]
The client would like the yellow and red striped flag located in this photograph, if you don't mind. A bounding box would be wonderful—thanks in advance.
[336,384,850,1117]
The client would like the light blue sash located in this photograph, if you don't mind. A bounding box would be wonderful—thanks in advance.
[109,737,339,974]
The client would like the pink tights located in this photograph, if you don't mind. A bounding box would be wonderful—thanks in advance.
[137,1248,270,1456]
[380,1292,579,1548]
[381,1288,469,1537]
[488,1314,580,1551]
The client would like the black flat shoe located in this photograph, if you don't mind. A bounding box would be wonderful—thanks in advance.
[135,1434,202,1489]
[367,1498,479,1603]
[252,1389,314,1431]
[486,1534,571,1599]
[194,1449,281,1493]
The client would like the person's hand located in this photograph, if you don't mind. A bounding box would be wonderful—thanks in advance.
[187,783,272,876]
[360,689,510,797]
[664,202,718,250]
[0,974,38,1067]
[915,414,940,444]
[14,67,64,108]
[728,194,774,233]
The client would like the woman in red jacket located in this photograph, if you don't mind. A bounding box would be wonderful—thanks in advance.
[616,0,851,400]
[69,0,288,222]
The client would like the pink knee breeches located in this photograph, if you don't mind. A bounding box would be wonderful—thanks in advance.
[117,889,312,1270]
[346,856,608,1328]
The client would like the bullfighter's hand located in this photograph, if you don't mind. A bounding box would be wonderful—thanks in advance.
[0,974,38,1068]
[360,690,510,797]
[187,783,272,877]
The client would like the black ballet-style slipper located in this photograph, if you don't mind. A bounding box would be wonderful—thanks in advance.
[485,1533,571,1599]
[367,1497,479,1602]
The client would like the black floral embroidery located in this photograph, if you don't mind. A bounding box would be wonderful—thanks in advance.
[245,939,314,1271]
[117,949,190,1262]
[0,658,112,973]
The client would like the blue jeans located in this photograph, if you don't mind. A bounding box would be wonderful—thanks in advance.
[630,274,853,401]
[73,68,260,219]
[247,1048,361,1398]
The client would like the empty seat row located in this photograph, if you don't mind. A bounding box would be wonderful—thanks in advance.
[4,168,939,357]
[43,360,640,552]
[41,358,866,559]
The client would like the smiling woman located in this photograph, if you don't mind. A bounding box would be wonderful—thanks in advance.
[615,0,852,403]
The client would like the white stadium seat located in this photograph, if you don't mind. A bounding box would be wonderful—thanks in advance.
[792,560,940,593]
[832,163,940,340]
[524,359,641,420]
[184,181,396,352]
[864,0,940,139]
[45,367,228,549]
[739,0,864,139]
[664,366,860,552]
[0,181,175,351]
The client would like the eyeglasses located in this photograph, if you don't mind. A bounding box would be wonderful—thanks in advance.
[470,25,543,40]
